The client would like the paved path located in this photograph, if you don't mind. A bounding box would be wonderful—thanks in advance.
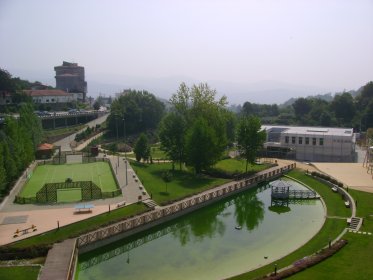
[53,114,108,152]
[39,239,75,280]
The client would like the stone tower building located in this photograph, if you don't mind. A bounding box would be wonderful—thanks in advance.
[54,61,87,101]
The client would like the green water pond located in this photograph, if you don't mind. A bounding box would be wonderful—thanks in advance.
[77,178,325,280]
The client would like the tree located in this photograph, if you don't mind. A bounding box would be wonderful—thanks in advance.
[165,82,229,170]
[292,98,312,121]
[0,143,7,192]
[93,101,100,110]
[331,92,355,126]
[161,170,172,193]
[19,103,43,149]
[185,118,219,173]
[0,68,16,92]
[134,133,150,162]
[158,112,187,170]
[108,90,165,136]
[236,116,266,172]
[357,81,373,111]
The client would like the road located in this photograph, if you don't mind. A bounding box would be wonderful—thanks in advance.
[53,113,109,151]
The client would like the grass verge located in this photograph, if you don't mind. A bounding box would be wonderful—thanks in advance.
[0,266,40,280]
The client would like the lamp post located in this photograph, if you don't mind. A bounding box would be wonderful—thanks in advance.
[115,115,119,140]
[123,117,126,158]
[274,263,277,276]
[124,159,128,186]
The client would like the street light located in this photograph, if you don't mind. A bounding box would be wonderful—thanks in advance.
[123,117,126,158]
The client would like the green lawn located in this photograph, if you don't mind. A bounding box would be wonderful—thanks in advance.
[150,144,168,159]
[212,158,271,175]
[130,161,230,205]
[289,232,373,280]
[228,169,351,280]
[7,203,147,249]
[0,266,40,280]
[20,162,118,198]
[287,189,373,280]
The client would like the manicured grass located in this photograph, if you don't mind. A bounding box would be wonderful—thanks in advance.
[150,144,168,159]
[212,158,271,175]
[57,188,82,202]
[287,170,351,218]
[130,161,230,205]
[8,203,147,249]
[289,232,373,280]
[0,266,40,280]
[229,218,347,280]
[287,189,373,279]
[20,162,118,198]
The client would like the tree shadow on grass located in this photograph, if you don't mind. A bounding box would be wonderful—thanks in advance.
[159,191,170,196]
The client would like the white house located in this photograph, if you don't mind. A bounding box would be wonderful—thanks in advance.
[24,89,75,104]
[262,125,356,162]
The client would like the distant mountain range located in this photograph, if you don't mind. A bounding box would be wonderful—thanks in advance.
[280,86,363,107]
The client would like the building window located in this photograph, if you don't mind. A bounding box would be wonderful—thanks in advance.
[291,137,296,144]
[305,137,309,145]
[46,99,49,103]
[51,98,55,102]
[299,137,303,144]
[319,138,324,146]
[312,138,317,145]
[285,136,289,144]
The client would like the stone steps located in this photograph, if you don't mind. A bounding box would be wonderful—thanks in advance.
[349,217,362,231]
[143,199,158,209]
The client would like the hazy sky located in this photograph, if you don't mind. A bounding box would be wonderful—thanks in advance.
[1,0,372,103]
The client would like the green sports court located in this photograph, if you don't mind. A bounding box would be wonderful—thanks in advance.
[20,162,118,200]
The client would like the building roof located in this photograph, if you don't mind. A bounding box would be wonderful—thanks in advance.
[262,125,353,137]
[37,143,54,150]
[24,89,72,97]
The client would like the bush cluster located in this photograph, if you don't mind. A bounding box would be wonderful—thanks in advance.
[310,171,344,187]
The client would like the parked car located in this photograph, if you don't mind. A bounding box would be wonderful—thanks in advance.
[68,109,78,114]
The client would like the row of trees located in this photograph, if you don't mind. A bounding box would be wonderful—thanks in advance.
[0,104,43,198]
[241,81,373,131]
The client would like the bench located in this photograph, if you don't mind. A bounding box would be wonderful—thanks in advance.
[74,204,94,213]
[117,201,126,208]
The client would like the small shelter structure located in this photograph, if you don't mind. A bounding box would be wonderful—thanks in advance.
[36,143,54,159]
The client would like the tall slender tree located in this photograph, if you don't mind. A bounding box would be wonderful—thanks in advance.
[236,116,266,172]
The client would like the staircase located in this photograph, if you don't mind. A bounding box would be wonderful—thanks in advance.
[349,217,362,231]
[143,199,158,209]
